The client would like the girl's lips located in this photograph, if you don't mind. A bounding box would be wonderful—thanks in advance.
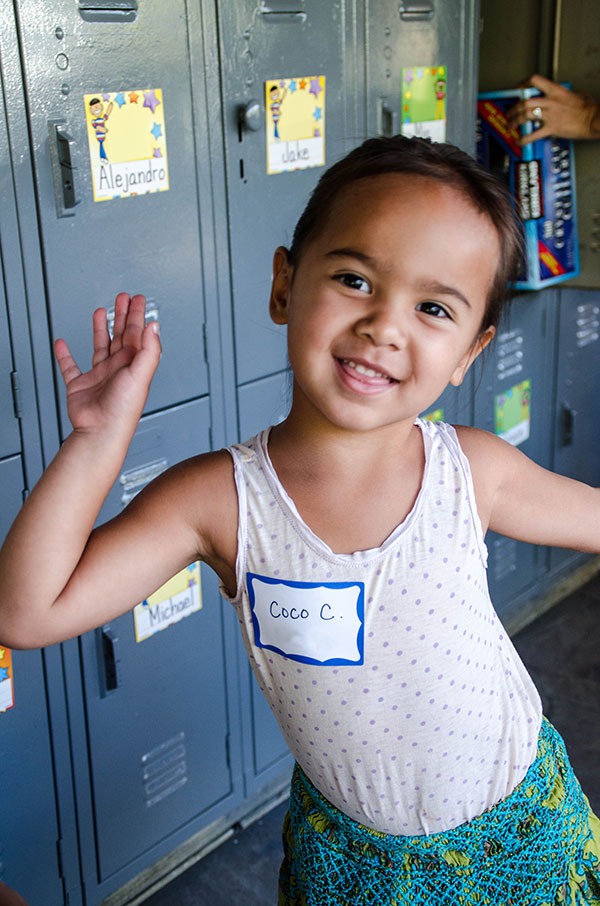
[335,357,398,394]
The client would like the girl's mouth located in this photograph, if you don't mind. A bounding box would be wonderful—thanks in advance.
[336,358,398,390]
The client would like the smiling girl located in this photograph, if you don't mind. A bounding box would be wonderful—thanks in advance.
[1,136,599,904]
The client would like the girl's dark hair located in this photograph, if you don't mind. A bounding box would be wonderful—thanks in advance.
[288,135,524,333]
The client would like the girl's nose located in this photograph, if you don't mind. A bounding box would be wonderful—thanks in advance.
[354,303,407,349]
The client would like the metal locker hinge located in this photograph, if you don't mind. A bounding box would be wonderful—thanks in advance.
[399,1,434,21]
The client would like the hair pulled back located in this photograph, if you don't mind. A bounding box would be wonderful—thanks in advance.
[288,135,524,333]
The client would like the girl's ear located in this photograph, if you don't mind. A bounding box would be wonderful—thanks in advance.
[269,246,293,325]
[450,326,496,387]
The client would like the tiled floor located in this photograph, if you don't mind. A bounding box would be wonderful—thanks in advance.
[144,570,600,905]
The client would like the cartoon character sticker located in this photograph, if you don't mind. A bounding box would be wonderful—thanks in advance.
[265,76,325,174]
[495,380,532,447]
[0,646,14,713]
[401,65,447,142]
[84,89,169,201]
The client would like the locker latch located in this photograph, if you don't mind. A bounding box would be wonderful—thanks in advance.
[398,1,434,21]
[260,0,307,22]
[48,120,79,218]
[560,403,577,447]
[99,627,120,695]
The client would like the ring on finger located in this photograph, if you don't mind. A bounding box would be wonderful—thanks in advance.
[531,105,543,121]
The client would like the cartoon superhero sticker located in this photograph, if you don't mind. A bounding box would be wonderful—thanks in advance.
[495,380,532,447]
[0,646,14,713]
[265,76,325,175]
[84,89,169,201]
[133,562,202,643]
[401,66,447,142]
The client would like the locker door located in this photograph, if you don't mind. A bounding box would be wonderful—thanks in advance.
[64,400,235,898]
[14,1,209,435]
[237,373,293,794]
[0,456,65,906]
[550,288,600,574]
[218,0,353,388]
[0,271,20,460]
[473,291,556,620]
[365,0,480,154]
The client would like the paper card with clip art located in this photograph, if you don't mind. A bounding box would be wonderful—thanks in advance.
[134,562,202,642]
[266,76,325,175]
[495,379,532,447]
[84,89,169,201]
[0,646,14,713]
[401,66,447,142]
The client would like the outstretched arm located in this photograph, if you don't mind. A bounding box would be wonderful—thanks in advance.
[457,425,600,552]
[508,74,600,146]
[0,294,237,649]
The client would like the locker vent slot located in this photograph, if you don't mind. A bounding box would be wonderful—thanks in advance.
[78,1,138,23]
[492,536,517,581]
[142,732,188,808]
[119,458,168,505]
[496,330,524,381]
[260,0,307,22]
[575,303,600,348]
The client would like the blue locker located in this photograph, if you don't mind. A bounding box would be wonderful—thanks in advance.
[473,291,557,620]
[549,288,600,575]
[0,456,66,905]
[364,0,480,155]
[60,398,241,902]
[217,0,356,386]
[13,0,210,435]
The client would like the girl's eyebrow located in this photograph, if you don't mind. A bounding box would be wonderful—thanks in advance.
[324,247,375,265]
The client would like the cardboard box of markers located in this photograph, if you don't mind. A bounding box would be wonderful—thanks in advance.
[476,87,579,290]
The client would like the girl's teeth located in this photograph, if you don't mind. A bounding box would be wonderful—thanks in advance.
[346,359,386,379]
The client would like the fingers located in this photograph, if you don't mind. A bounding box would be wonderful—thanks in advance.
[92,307,110,366]
[54,337,82,387]
[121,294,148,351]
[110,292,131,353]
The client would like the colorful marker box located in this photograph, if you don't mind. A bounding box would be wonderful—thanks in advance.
[477,88,579,290]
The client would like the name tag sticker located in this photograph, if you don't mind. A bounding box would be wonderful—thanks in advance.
[247,573,364,666]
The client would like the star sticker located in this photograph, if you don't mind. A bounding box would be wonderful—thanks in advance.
[103,93,110,101]
[313,106,322,122]
[114,92,126,107]
[0,648,5,658]
[143,90,160,114]
[129,91,139,103]
[309,77,322,98]
[150,122,163,140]
[313,127,321,137]
[289,79,297,93]
[0,667,9,682]
[153,147,163,157]
[299,78,307,90]
[404,69,414,85]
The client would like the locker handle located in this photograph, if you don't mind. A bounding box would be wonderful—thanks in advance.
[399,1,434,21]
[260,0,307,20]
[49,121,79,217]
[101,628,119,693]
[560,404,577,447]
[378,100,399,138]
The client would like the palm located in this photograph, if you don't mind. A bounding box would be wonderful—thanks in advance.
[55,293,161,433]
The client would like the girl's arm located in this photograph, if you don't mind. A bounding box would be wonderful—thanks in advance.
[0,294,238,649]
[457,425,600,552]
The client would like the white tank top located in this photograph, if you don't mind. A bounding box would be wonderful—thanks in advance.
[220,419,542,835]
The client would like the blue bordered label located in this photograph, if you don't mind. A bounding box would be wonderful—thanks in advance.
[247,573,365,666]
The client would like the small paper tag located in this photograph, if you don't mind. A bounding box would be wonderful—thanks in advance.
[248,573,364,666]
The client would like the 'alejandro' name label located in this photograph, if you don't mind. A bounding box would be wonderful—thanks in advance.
[247,573,364,666]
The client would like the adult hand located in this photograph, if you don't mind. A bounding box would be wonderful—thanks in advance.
[507,74,600,145]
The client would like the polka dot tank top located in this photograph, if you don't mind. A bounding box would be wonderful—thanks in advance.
[220,418,542,835]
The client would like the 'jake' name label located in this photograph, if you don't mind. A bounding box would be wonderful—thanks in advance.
[247,573,364,666]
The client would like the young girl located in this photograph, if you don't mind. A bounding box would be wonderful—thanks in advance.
[1,136,599,905]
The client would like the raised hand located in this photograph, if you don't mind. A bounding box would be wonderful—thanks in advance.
[54,293,161,434]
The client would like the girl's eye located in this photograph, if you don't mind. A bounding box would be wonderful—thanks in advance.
[417,300,451,319]
[335,272,371,293]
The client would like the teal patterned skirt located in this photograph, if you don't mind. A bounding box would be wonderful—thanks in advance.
[279,718,600,905]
